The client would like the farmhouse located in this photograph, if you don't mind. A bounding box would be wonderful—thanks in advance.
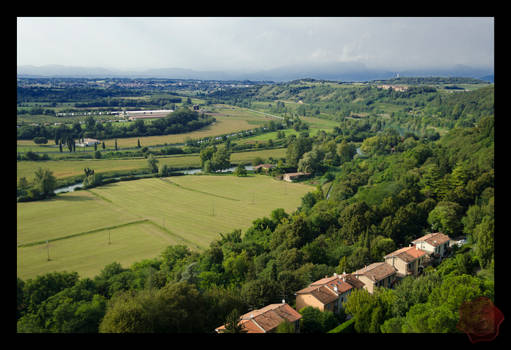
[215,303,302,333]
[254,163,275,172]
[384,245,429,277]
[411,232,451,259]
[282,172,311,182]
[295,273,364,314]
[76,138,101,147]
[126,109,173,120]
[353,262,397,294]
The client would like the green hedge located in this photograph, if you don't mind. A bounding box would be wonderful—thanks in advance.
[327,318,355,333]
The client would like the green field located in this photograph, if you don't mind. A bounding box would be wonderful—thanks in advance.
[17,148,287,183]
[17,174,313,280]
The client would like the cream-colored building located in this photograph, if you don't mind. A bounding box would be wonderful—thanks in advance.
[411,232,451,258]
[384,245,428,277]
[352,262,397,294]
[295,273,364,314]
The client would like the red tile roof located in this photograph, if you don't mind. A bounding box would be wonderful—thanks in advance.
[295,273,362,305]
[254,163,275,170]
[215,303,301,333]
[384,246,427,262]
[353,262,397,282]
[412,232,451,247]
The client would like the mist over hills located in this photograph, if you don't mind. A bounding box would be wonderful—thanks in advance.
[17,63,494,83]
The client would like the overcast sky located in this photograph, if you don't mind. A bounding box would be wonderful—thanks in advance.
[17,17,494,72]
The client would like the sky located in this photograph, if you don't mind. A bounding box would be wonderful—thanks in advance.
[17,17,494,72]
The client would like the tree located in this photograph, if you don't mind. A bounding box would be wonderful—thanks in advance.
[147,154,159,173]
[427,201,464,236]
[286,135,312,167]
[233,164,247,177]
[473,216,494,268]
[222,308,247,333]
[298,306,338,333]
[33,136,48,144]
[211,145,231,171]
[33,167,57,198]
[298,148,324,174]
[337,140,356,164]
[159,164,172,177]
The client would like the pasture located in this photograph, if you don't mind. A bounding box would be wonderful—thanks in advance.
[17,174,313,280]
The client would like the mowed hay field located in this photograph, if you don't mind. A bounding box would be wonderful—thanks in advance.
[16,148,287,183]
[17,106,278,151]
[17,175,313,280]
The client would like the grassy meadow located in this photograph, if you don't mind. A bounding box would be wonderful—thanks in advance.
[17,148,287,183]
[17,174,313,280]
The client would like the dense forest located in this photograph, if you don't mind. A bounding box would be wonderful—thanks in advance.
[17,81,494,333]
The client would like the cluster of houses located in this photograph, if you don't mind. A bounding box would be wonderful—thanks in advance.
[215,232,452,333]
[376,84,409,92]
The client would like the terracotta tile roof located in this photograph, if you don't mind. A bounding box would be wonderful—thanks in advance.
[254,163,275,169]
[215,303,302,333]
[384,246,427,262]
[342,274,366,289]
[283,172,311,177]
[412,232,451,247]
[296,273,363,305]
[296,285,338,305]
[354,262,397,282]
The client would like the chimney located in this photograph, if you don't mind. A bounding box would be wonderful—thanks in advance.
[282,299,285,304]
[333,285,338,293]
[333,272,337,277]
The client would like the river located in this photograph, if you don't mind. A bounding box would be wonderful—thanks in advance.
[53,165,255,194]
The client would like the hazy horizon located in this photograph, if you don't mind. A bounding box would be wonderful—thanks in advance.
[17,17,494,73]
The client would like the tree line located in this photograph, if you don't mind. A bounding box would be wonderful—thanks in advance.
[17,108,215,142]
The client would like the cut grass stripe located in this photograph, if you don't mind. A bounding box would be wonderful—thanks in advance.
[145,219,205,251]
[159,178,241,202]
[18,219,149,248]
[86,189,113,203]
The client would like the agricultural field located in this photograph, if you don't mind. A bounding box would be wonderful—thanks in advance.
[17,174,313,280]
[16,105,279,152]
[16,148,287,183]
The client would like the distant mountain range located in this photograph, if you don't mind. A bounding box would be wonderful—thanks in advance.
[17,63,494,83]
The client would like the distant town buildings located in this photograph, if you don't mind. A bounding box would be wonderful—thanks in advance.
[376,84,409,92]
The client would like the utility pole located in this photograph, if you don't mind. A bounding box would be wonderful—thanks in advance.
[46,240,50,261]
[108,230,111,245]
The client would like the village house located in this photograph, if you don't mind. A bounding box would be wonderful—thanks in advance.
[214,303,302,333]
[295,273,364,314]
[253,163,275,173]
[282,172,311,182]
[411,232,451,259]
[352,262,397,294]
[384,245,429,277]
